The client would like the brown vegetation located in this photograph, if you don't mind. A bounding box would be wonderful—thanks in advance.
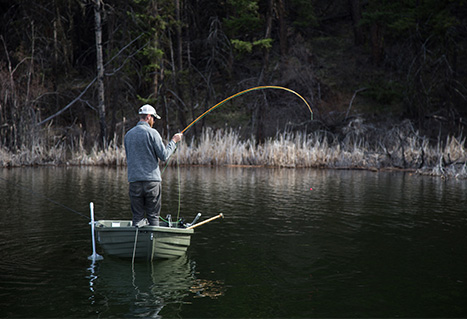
[1,122,465,179]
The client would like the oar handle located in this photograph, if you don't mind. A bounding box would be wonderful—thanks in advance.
[186,213,224,229]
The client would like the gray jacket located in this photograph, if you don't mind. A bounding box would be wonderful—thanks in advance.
[124,121,177,182]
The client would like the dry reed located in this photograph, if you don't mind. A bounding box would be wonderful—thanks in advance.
[1,121,466,179]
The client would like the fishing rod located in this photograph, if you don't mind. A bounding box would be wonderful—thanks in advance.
[167,85,313,220]
[162,85,312,167]
[180,85,313,134]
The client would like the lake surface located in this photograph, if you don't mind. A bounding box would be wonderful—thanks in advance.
[0,166,466,318]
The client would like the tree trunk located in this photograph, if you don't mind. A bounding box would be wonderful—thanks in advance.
[150,1,165,132]
[93,0,107,148]
[277,0,287,56]
[348,0,364,45]
[370,22,383,65]
[264,0,273,66]
[175,0,182,71]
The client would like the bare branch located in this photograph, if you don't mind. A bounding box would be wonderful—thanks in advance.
[345,87,367,120]
[36,78,96,126]
[35,34,145,126]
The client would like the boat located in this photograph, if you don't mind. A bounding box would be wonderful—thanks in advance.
[95,220,195,260]
[88,202,224,260]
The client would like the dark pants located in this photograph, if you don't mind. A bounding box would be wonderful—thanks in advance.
[129,181,161,226]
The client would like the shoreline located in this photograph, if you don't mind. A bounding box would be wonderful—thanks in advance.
[1,127,465,179]
[1,163,464,180]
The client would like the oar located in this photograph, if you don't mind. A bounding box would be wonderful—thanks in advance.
[186,213,224,229]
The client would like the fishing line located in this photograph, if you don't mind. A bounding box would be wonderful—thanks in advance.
[161,142,178,175]
[176,148,182,222]
[0,175,89,219]
[159,215,182,224]
[159,143,182,224]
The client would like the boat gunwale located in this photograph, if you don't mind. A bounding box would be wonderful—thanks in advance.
[95,220,194,234]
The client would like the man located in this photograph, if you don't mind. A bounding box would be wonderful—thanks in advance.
[124,104,183,227]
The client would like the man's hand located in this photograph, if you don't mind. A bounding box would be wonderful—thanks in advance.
[172,133,183,143]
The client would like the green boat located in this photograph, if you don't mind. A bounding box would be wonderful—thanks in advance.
[95,220,194,260]
[88,202,223,261]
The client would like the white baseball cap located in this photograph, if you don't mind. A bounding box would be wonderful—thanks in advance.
[138,104,161,119]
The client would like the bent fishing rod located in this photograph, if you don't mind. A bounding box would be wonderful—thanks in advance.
[165,85,313,219]
[180,85,313,134]
[163,85,313,170]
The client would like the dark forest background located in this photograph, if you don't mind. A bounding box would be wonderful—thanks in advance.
[1,0,466,154]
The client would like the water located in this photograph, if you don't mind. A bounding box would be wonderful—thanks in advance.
[0,166,466,318]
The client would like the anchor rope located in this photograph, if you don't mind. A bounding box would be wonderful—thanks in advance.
[131,227,139,270]
[131,227,142,298]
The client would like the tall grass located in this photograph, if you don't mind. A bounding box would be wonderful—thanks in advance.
[175,127,466,179]
[1,120,466,179]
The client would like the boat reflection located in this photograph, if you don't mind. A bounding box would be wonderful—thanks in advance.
[88,255,225,317]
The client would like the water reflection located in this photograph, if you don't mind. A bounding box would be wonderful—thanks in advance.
[88,255,225,317]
